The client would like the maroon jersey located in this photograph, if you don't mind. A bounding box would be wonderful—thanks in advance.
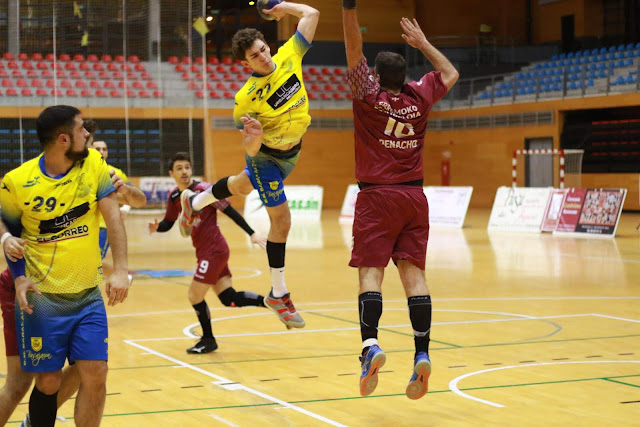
[346,58,448,184]
[164,181,230,256]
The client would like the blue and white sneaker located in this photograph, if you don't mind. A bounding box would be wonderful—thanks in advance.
[359,345,386,396]
[406,352,431,400]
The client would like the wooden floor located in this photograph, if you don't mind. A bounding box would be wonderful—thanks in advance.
[2,209,640,426]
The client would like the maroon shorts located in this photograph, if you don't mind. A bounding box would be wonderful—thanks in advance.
[349,186,429,270]
[194,240,232,285]
[0,268,17,357]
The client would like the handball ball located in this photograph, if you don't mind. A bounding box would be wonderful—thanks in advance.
[257,0,282,21]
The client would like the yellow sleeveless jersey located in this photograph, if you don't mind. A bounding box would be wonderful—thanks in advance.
[233,31,312,148]
[0,148,116,294]
[98,165,129,229]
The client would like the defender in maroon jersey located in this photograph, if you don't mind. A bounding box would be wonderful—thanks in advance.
[148,152,267,354]
[342,1,459,399]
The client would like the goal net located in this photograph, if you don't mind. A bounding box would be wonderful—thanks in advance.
[512,149,584,188]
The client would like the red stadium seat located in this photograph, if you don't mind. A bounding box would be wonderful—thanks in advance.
[69,71,81,79]
[50,89,62,96]
[45,80,55,88]
[126,72,137,80]
[64,63,77,71]
[55,71,66,79]
[83,71,96,80]
[209,90,221,99]
[11,70,23,78]
[140,72,152,80]
[324,84,335,91]
[152,90,163,97]
[223,91,234,99]
[168,56,179,64]
[181,73,190,81]
[337,84,347,92]
[190,65,200,73]
[0,70,8,78]
[112,72,123,80]
[346,93,353,100]
[115,55,125,63]
[310,84,321,91]
[16,79,28,87]
[229,65,240,73]
[109,90,122,97]
[98,71,109,79]
[103,81,116,89]
[208,57,220,65]
[243,67,252,74]
[87,54,99,62]
[134,64,146,72]
[73,54,85,62]
[2,79,13,87]
[35,88,47,96]
[7,61,18,69]
[307,92,317,100]
[216,82,226,90]
[320,93,330,100]
[18,53,28,61]
[120,64,132,72]
[132,81,143,89]
[81,89,93,97]
[332,93,344,100]
[40,70,52,78]
[321,67,332,75]
[235,74,244,81]
[65,89,77,96]
[21,61,33,70]
[188,82,198,90]
[21,88,33,96]
[36,62,48,70]
[3,53,14,60]
[230,82,241,90]
[195,90,205,98]
[117,80,128,88]
[45,53,55,61]
[126,90,136,97]
[138,90,150,98]
[222,74,232,81]
[59,54,71,62]
[26,70,38,78]
[307,67,319,75]
[181,57,192,64]
[101,54,113,63]
[90,81,101,88]
[216,65,226,73]
[174,64,186,73]
[107,63,118,71]
[195,57,204,65]
[79,63,90,71]
[208,73,220,81]
[128,55,140,63]
[92,63,105,71]
[222,57,233,65]
[74,80,87,89]
[5,88,17,96]
[333,68,345,76]
[146,81,158,89]
[95,89,107,97]
[60,80,72,88]
[50,63,62,70]
[30,79,42,87]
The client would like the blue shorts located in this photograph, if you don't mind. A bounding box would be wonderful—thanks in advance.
[99,227,109,260]
[244,143,301,207]
[17,286,108,372]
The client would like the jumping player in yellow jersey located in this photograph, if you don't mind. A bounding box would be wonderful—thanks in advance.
[0,105,130,426]
[180,1,319,330]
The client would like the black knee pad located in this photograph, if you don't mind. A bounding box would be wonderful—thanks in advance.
[218,287,237,307]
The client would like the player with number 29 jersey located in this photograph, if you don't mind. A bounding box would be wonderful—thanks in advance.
[0,148,115,294]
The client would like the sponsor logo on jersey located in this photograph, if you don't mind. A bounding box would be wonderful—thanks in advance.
[267,74,302,110]
[26,350,52,366]
[31,337,42,352]
[1,182,9,192]
[38,202,90,234]
[23,177,40,188]
[269,181,279,190]
[54,178,73,188]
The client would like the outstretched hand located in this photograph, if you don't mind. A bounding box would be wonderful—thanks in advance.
[148,219,159,234]
[240,114,263,139]
[400,17,428,49]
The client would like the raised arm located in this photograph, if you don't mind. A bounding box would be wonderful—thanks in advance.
[400,17,459,90]
[265,2,320,43]
[111,170,147,208]
[342,1,364,71]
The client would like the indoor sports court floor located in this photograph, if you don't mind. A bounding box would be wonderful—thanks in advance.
[1,209,640,426]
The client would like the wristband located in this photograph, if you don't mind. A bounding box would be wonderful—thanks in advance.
[120,204,131,213]
[1,232,11,246]
[343,0,356,9]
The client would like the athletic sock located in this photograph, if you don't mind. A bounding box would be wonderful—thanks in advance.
[191,186,217,211]
[359,292,383,355]
[192,300,213,338]
[218,287,265,307]
[408,295,432,356]
[266,241,287,298]
[29,386,58,427]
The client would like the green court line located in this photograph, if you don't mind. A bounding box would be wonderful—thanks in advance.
[11,374,638,423]
[110,333,640,372]
[603,378,640,389]
[305,311,462,348]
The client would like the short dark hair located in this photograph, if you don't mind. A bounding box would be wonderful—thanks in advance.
[232,28,267,61]
[83,119,99,134]
[168,152,191,171]
[375,51,407,91]
[36,105,81,148]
